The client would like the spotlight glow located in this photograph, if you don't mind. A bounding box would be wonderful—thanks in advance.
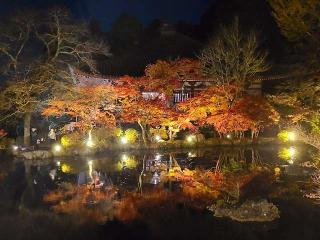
[227,134,231,139]
[155,135,161,142]
[288,132,296,141]
[188,152,196,157]
[86,130,94,147]
[53,144,62,152]
[187,135,195,143]
[12,145,18,151]
[86,139,94,147]
[120,137,128,144]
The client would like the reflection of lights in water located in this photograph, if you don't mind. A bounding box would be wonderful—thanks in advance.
[155,154,161,161]
[53,144,62,152]
[278,146,297,162]
[274,167,281,175]
[49,169,56,180]
[155,135,161,142]
[151,172,160,185]
[288,132,296,141]
[120,137,127,144]
[188,152,196,157]
[289,147,296,157]
[88,160,93,175]
[288,147,296,164]
[122,154,128,161]
[12,145,18,151]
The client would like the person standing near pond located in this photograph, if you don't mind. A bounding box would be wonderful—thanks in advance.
[31,128,38,146]
[48,128,56,143]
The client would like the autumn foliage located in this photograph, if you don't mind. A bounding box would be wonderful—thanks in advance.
[42,57,278,140]
[43,84,138,131]
[177,85,279,136]
[44,185,117,224]
[0,129,7,138]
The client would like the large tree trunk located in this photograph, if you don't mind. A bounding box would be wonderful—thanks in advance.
[24,112,31,146]
[169,129,173,141]
[138,120,147,146]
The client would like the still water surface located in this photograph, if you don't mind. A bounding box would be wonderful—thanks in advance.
[0,145,320,240]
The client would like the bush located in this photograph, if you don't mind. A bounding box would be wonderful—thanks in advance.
[60,132,83,149]
[114,128,123,138]
[0,137,14,149]
[91,128,114,149]
[150,127,168,141]
[60,135,72,148]
[277,130,295,142]
[124,128,139,143]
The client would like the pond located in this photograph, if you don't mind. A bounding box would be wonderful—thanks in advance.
[0,144,320,240]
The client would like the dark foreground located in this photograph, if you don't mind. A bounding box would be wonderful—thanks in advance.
[0,146,320,240]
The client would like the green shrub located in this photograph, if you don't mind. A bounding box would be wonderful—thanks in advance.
[124,128,139,143]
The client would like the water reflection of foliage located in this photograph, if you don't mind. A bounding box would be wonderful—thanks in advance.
[61,163,73,173]
[116,155,138,171]
[43,165,262,225]
[166,166,261,204]
[278,147,296,162]
[305,170,320,202]
[215,149,261,173]
[0,157,14,181]
[44,184,117,224]
[42,150,269,225]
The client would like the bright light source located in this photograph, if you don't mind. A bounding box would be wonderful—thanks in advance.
[56,161,61,167]
[227,134,231,139]
[187,135,195,143]
[120,137,127,144]
[12,145,18,151]
[53,144,62,152]
[155,154,161,161]
[155,135,161,142]
[288,132,296,141]
[86,130,94,147]
[86,139,94,147]
[88,160,93,166]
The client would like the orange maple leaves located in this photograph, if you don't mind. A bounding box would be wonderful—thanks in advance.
[42,58,278,137]
[178,86,279,135]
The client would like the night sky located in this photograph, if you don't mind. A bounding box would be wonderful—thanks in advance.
[1,0,216,30]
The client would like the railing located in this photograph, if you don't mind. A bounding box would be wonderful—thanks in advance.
[173,92,190,103]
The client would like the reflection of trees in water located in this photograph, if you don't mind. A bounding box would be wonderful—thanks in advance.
[136,148,263,193]
[0,161,49,211]
[215,148,261,173]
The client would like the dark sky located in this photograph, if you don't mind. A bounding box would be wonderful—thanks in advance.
[1,0,216,30]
